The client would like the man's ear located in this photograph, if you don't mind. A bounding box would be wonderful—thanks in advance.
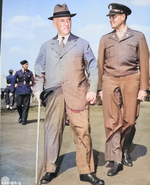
[121,14,126,21]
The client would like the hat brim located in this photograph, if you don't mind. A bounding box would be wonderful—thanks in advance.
[48,13,76,20]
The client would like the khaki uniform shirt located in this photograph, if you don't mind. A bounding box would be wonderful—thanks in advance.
[98,27,149,90]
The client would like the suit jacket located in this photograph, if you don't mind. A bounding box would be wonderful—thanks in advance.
[11,69,34,95]
[97,27,149,90]
[33,33,98,110]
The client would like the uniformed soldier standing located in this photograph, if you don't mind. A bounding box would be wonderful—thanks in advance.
[5,69,15,109]
[98,3,149,176]
[11,60,34,125]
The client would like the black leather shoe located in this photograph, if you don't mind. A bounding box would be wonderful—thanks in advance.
[41,172,57,184]
[122,150,133,167]
[65,119,70,126]
[18,118,22,123]
[80,173,105,185]
[107,162,123,176]
[22,121,27,125]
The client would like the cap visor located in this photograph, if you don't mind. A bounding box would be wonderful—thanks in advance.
[106,12,116,16]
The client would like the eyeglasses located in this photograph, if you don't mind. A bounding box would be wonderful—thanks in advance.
[109,14,119,19]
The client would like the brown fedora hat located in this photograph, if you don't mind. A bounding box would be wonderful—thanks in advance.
[48,4,76,20]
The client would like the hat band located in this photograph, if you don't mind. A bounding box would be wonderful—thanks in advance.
[53,11,71,16]
[113,9,123,13]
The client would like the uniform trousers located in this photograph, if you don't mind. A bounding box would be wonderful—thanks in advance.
[102,73,140,162]
[5,87,14,106]
[16,94,31,122]
[44,87,95,174]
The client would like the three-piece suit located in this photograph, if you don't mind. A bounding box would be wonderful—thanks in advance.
[33,33,98,174]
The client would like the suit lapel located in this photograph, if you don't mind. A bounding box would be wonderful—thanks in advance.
[109,30,119,42]
[51,33,78,56]
[61,33,78,57]
[121,27,134,41]
[109,28,134,42]
[51,35,61,54]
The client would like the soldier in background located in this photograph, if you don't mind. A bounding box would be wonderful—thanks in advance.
[5,69,15,110]
[11,60,34,125]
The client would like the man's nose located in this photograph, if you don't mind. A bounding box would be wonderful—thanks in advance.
[65,21,69,25]
[109,16,114,21]
[65,19,71,25]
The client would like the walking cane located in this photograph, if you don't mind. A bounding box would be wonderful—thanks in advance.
[35,101,41,185]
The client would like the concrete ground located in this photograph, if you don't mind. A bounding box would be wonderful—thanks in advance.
[0,99,150,185]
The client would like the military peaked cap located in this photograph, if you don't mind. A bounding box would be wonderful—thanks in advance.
[107,3,131,16]
[20,60,28,65]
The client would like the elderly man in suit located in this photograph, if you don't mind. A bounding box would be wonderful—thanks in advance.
[33,3,104,185]
[98,3,149,176]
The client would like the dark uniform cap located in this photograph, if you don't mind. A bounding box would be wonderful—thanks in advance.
[9,69,13,73]
[20,60,28,65]
[106,3,132,16]
[48,3,76,20]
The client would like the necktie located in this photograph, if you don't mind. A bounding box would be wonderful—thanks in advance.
[59,37,65,50]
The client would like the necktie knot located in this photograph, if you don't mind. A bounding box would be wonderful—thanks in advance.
[60,37,65,50]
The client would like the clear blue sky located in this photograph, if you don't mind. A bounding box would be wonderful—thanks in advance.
[1,0,150,87]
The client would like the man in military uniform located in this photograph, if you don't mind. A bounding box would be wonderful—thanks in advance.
[11,60,34,125]
[5,69,15,109]
[98,3,149,176]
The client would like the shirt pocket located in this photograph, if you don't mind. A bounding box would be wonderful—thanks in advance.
[104,44,115,59]
[18,75,24,82]
[26,74,31,79]
[126,42,138,58]
[25,74,31,82]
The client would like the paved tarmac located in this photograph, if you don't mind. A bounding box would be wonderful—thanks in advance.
[0,99,150,185]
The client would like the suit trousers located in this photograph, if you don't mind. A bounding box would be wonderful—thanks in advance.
[102,73,140,162]
[16,94,31,122]
[44,87,95,174]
